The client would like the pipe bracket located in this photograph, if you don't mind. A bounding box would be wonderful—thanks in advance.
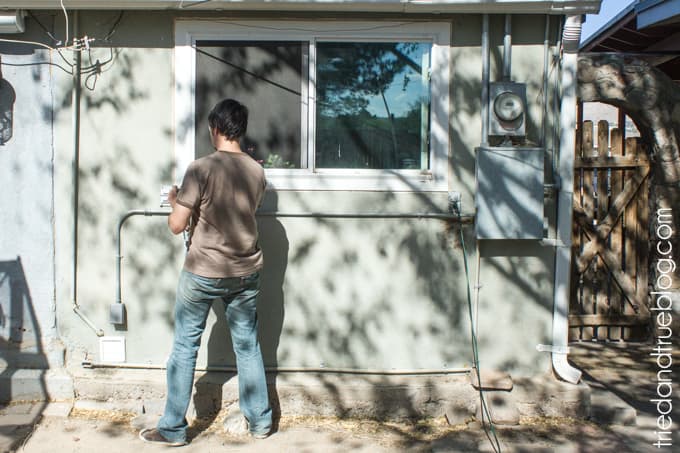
[536,344,570,354]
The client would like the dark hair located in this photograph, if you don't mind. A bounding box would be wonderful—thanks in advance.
[208,98,248,140]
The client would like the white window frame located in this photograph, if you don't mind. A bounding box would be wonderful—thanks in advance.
[174,20,451,191]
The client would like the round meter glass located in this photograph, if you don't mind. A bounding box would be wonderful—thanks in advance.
[493,91,524,122]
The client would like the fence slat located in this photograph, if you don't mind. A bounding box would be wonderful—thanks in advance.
[581,121,596,340]
[571,130,583,341]
[594,121,610,339]
[633,138,649,340]
[583,121,594,157]
[609,127,624,340]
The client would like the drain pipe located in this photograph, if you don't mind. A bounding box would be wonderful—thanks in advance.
[549,15,582,384]
[70,11,104,337]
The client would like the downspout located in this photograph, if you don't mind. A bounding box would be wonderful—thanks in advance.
[70,11,104,337]
[550,15,582,384]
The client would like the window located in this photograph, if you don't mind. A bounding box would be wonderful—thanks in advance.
[175,21,450,191]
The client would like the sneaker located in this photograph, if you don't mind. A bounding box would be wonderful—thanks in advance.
[223,411,249,436]
[251,430,270,440]
[139,428,188,447]
[223,409,271,439]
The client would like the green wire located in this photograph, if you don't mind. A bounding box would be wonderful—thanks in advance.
[458,215,502,453]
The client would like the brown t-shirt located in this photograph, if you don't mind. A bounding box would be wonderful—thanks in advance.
[176,151,266,278]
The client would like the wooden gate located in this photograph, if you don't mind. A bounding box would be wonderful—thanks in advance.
[569,119,650,341]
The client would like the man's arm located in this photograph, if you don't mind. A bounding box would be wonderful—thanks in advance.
[167,185,192,235]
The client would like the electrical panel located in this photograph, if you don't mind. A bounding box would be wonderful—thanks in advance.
[475,146,544,240]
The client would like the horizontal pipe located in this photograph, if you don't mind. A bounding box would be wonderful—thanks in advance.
[81,360,471,375]
[117,210,475,222]
[114,209,474,311]
[257,212,474,221]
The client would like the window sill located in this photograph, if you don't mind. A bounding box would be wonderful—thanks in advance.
[264,170,447,192]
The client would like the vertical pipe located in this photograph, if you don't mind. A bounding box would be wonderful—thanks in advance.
[541,15,550,148]
[551,15,583,384]
[552,19,563,180]
[72,12,80,305]
[481,14,490,147]
[503,14,512,81]
[70,11,104,337]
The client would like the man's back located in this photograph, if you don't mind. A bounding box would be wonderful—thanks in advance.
[177,151,266,278]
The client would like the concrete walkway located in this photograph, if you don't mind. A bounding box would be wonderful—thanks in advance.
[1,342,675,452]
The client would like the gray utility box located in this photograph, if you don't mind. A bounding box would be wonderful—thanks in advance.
[475,146,544,240]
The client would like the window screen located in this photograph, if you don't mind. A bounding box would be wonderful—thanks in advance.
[195,41,305,168]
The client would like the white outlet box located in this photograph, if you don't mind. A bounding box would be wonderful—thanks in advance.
[99,336,126,363]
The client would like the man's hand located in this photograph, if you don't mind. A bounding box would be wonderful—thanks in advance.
[168,186,192,235]
[168,185,179,208]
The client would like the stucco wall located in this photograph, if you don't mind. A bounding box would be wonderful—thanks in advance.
[11,10,560,377]
[0,35,56,356]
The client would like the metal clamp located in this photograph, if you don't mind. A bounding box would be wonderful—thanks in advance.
[536,344,570,354]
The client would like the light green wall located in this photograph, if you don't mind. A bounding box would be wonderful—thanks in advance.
[51,11,560,376]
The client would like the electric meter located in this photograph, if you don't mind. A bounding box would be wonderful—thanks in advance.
[493,91,524,122]
[488,82,527,137]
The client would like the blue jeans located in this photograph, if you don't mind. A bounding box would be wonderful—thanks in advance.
[157,270,272,442]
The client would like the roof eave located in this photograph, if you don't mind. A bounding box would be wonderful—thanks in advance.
[580,2,637,50]
[635,0,680,29]
[0,1,603,15]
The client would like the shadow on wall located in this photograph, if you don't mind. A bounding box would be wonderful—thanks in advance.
[0,258,49,449]
[68,11,556,419]
[180,37,542,406]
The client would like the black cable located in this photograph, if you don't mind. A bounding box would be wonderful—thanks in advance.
[101,11,124,42]
[27,11,62,45]
[1,61,73,75]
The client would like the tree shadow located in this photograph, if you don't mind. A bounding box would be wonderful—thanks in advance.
[35,11,575,427]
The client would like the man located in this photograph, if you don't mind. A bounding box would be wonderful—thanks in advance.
[140,99,272,446]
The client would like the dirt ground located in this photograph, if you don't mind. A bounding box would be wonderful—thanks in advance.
[11,408,651,453]
[4,341,674,452]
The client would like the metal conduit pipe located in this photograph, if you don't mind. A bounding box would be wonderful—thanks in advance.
[70,10,104,337]
[257,212,474,221]
[473,14,491,325]
[503,14,512,81]
[549,15,583,385]
[114,209,475,313]
[109,208,476,374]
[541,14,550,148]
[81,360,470,375]
[481,14,490,147]
[115,210,170,307]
